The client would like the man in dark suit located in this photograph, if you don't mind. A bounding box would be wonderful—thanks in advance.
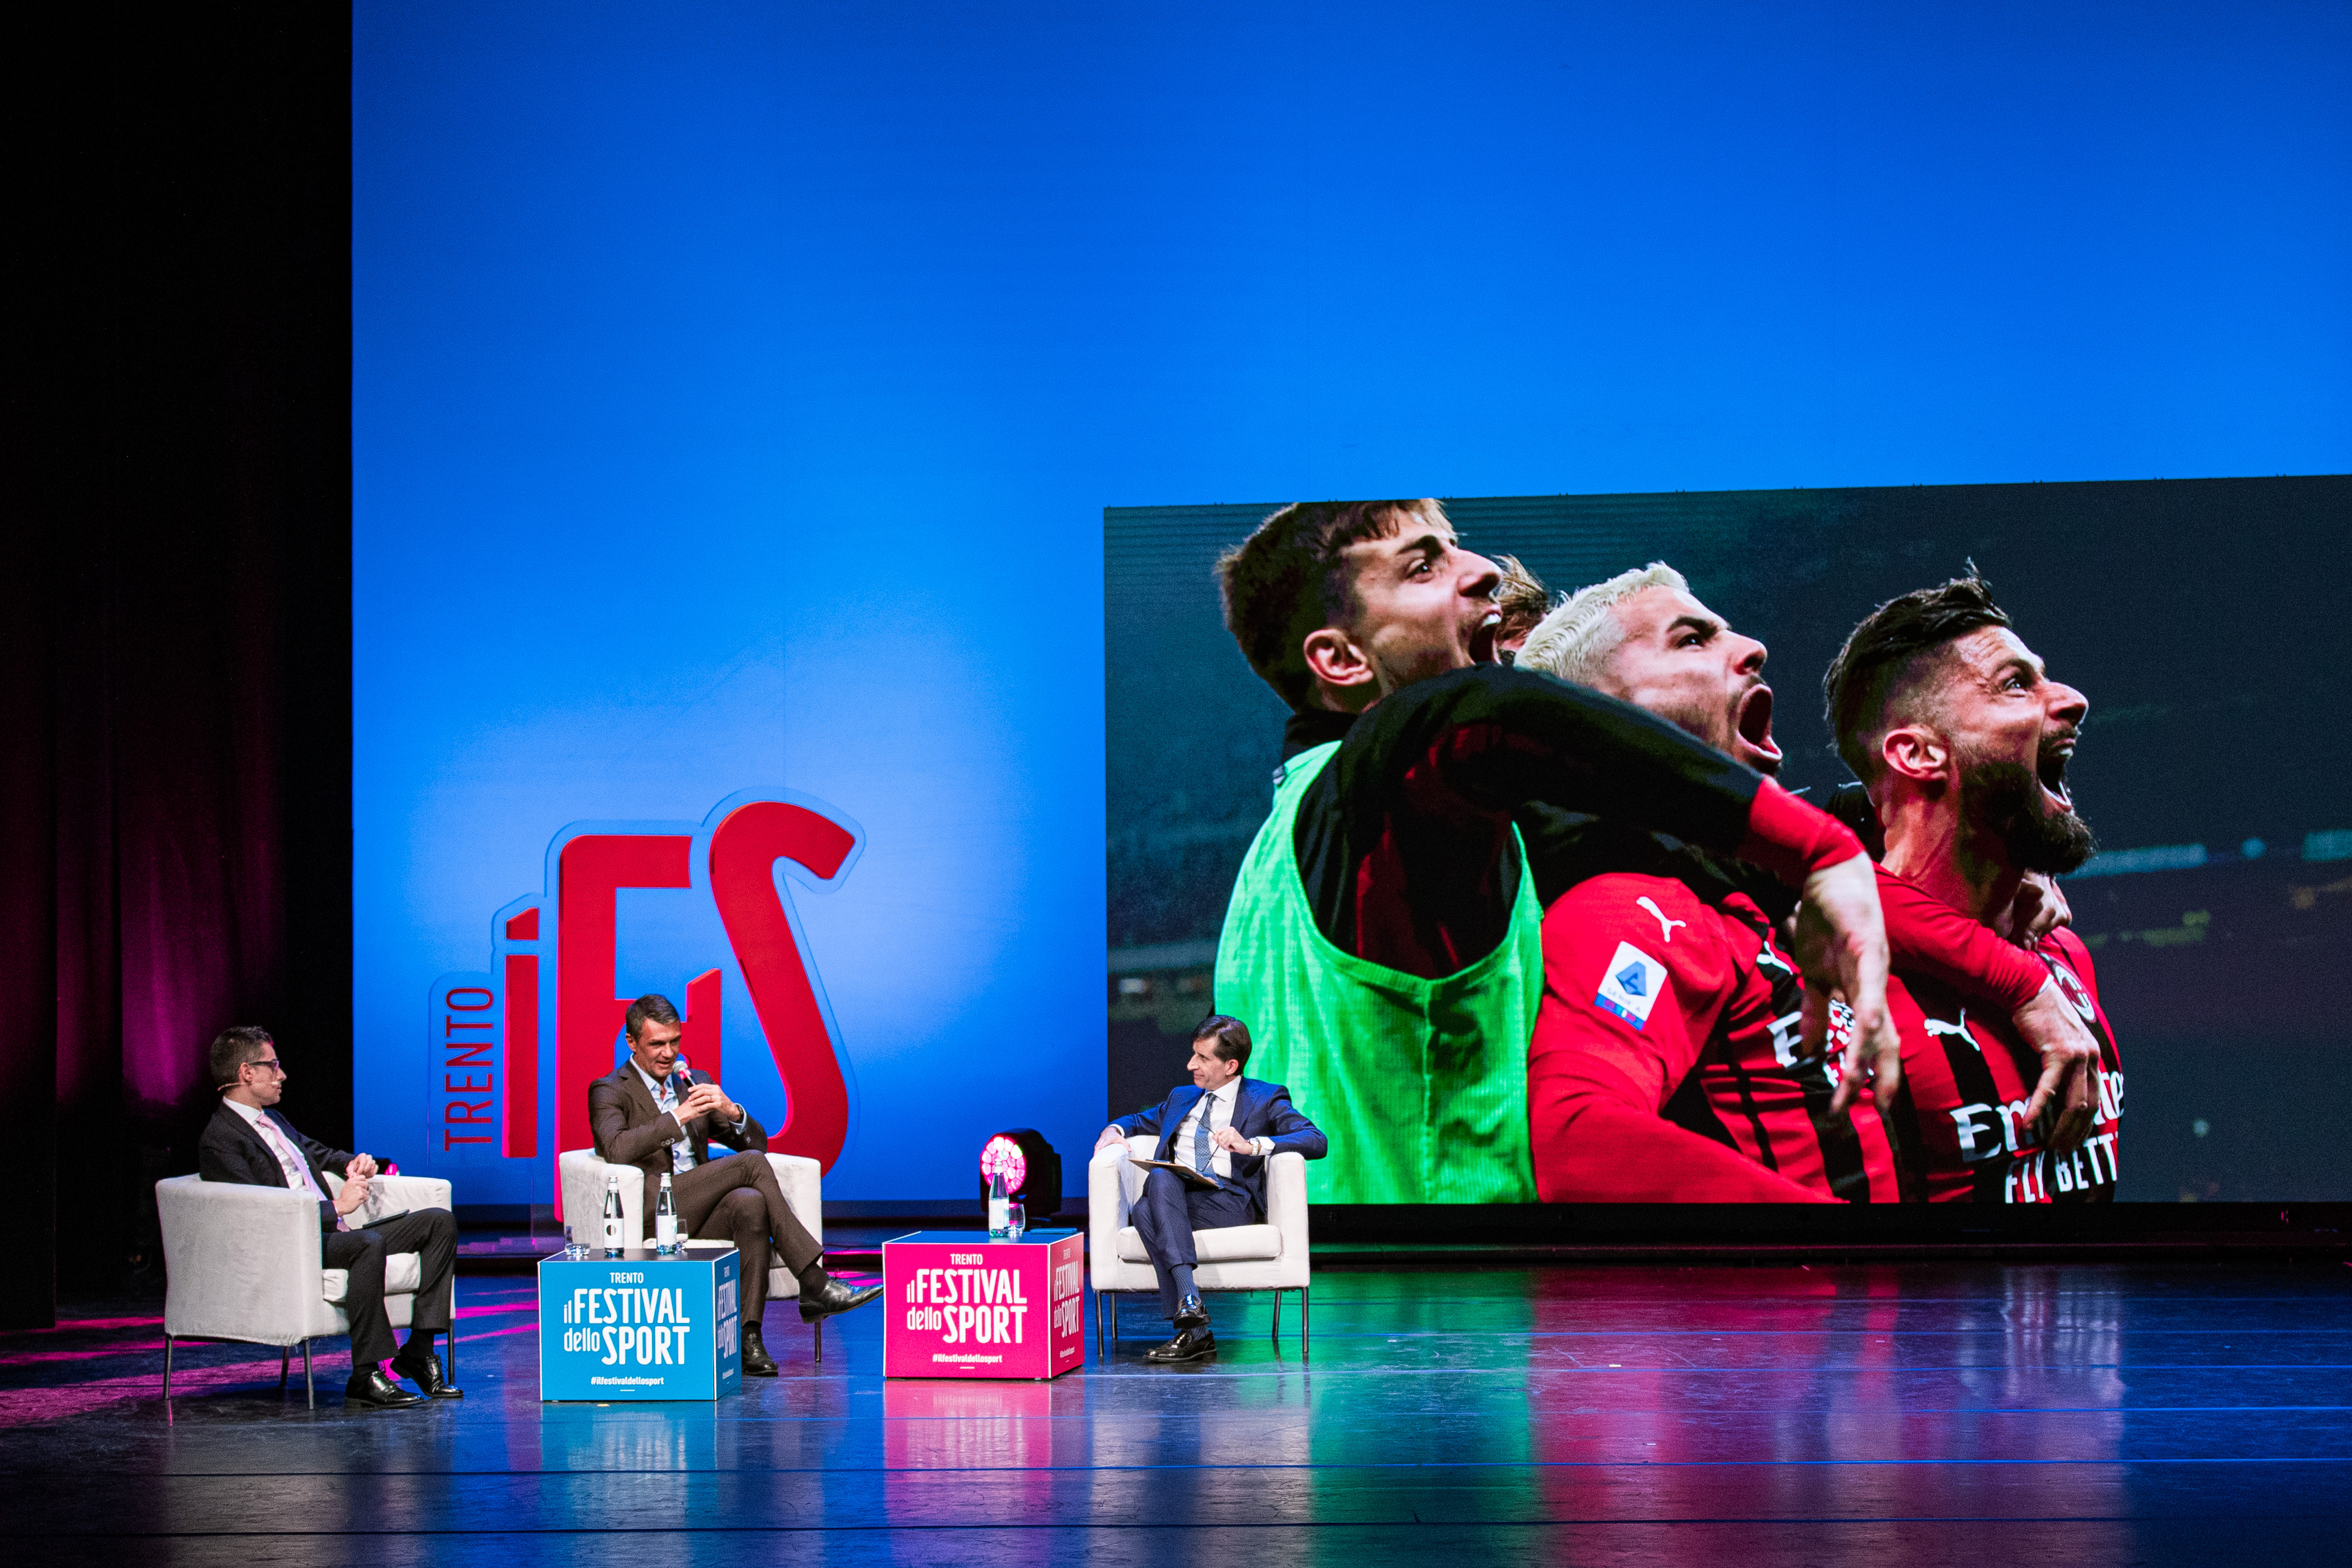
[589,994,881,1375]
[196,1026,459,1410]
[1095,1014,1328,1362]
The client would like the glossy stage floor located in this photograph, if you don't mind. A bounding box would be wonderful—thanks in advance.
[6,1259,2349,1565]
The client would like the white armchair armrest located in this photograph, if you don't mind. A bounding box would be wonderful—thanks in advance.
[559,1149,645,1244]
[157,1175,343,1345]
[766,1153,823,1250]
[1088,1141,1132,1292]
[320,1170,454,1223]
[1264,1150,1309,1269]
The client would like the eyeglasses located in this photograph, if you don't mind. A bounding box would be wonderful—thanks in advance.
[244,1059,285,1075]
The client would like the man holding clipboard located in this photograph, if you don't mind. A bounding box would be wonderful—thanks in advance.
[1094,1016,1327,1362]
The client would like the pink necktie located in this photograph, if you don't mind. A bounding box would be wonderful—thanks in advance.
[256,1115,329,1204]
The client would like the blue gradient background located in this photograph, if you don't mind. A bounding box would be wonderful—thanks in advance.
[352,2,2350,1202]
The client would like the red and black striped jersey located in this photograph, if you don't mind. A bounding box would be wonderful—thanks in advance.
[1887,921,2125,1203]
[1529,870,1898,1202]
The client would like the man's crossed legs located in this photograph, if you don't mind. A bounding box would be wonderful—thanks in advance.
[1128,1168,1255,1362]
[324,1207,460,1407]
[670,1151,881,1373]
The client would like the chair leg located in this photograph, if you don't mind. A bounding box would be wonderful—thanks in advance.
[1272,1289,1283,1345]
[163,1334,174,1402]
[279,1346,290,1394]
[1302,1290,1310,1359]
[813,1315,823,1365]
[447,1319,456,1382]
[303,1340,314,1409]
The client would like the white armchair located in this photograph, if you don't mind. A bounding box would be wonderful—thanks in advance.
[155,1170,454,1409]
[1089,1136,1312,1356]
[558,1147,829,1358]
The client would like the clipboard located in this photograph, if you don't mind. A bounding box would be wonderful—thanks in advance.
[1128,1157,1222,1191]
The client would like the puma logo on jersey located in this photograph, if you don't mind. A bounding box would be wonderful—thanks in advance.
[1755,944,1794,977]
[1636,896,1688,944]
[1923,1009,1977,1051]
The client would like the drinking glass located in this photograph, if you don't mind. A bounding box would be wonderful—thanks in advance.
[1006,1202,1025,1239]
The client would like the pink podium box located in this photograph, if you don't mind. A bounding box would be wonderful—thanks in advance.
[882,1229,1085,1380]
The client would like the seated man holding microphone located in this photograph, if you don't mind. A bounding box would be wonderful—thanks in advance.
[1094,1015,1328,1362]
[589,994,880,1375]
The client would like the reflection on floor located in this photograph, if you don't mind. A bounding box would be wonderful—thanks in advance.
[6,1261,2349,1564]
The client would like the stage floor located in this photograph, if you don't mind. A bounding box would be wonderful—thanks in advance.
[6,1260,2348,1564]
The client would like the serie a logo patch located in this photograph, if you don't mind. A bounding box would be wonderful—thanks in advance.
[1594,941,1668,1029]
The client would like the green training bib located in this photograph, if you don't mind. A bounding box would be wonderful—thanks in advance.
[1212,741,1541,1203]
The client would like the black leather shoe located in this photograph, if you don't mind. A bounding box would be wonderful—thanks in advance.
[740,1323,779,1376]
[1174,1293,1208,1329]
[1143,1326,1217,1362]
[388,1348,463,1399]
[344,1366,426,1409]
[799,1278,884,1322]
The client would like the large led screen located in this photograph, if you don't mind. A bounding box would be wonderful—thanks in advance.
[1107,476,2352,1204]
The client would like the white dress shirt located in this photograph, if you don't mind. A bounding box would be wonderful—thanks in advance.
[224,1097,352,1231]
[634,1063,748,1175]
[1170,1078,1273,1179]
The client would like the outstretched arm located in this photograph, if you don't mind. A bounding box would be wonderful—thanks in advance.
[1339,667,1888,1064]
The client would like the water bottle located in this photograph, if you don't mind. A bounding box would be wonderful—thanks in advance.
[602,1172,625,1257]
[654,1172,678,1255]
[988,1168,1010,1239]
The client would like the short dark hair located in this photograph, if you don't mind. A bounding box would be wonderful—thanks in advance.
[210,1025,275,1089]
[1490,554,1553,648]
[1193,1013,1252,1070]
[1215,500,1440,710]
[1824,572,2013,783]
[624,994,681,1041]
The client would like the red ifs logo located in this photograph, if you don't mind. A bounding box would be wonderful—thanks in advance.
[433,790,863,1178]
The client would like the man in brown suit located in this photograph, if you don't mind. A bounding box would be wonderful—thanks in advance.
[589,994,881,1373]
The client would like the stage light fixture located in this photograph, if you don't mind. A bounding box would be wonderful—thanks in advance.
[977,1128,1061,1217]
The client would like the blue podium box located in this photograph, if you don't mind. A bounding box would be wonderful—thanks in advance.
[539,1246,743,1401]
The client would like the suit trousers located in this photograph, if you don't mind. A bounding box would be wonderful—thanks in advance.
[670,1151,822,1321]
[321,1207,457,1366]
[1128,1168,1257,1318]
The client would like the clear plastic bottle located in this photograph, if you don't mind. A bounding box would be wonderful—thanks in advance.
[654,1172,678,1255]
[602,1172,626,1257]
[988,1168,1010,1239]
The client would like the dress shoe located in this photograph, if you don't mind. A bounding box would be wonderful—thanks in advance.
[740,1323,779,1376]
[799,1278,884,1322]
[344,1366,425,1409]
[1173,1293,1209,1329]
[1143,1325,1216,1362]
[388,1348,463,1399]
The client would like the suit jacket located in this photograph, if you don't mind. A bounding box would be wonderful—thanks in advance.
[1111,1078,1327,1216]
[589,1064,770,1205]
[197,1101,355,1234]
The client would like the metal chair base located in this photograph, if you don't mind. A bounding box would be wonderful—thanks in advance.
[1092,1286,1309,1359]
[159,1313,452,1415]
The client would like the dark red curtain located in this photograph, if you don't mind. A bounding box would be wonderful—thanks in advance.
[5,4,352,1327]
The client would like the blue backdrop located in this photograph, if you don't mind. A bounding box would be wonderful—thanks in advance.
[351,1,2350,1204]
